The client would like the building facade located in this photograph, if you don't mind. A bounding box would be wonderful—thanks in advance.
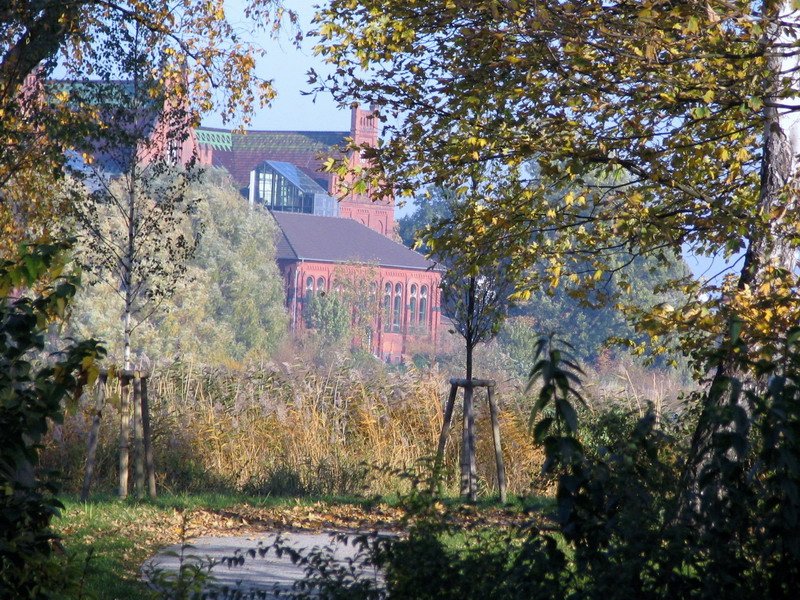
[195,107,442,362]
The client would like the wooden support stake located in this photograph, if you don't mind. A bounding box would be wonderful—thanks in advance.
[141,376,156,498]
[487,386,507,504]
[81,373,107,502]
[132,372,145,499]
[118,376,130,499]
[460,385,477,501]
[467,386,478,501]
[432,383,459,493]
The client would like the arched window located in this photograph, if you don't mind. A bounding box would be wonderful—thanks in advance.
[305,276,314,303]
[393,283,403,332]
[409,285,418,332]
[418,286,428,331]
[317,276,326,294]
[383,282,392,331]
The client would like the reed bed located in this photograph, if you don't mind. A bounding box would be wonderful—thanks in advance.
[42,358,546,499]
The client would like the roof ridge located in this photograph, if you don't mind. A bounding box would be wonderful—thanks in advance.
[196,127,349,136]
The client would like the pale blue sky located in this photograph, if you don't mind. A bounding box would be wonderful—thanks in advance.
[203,0,346,131]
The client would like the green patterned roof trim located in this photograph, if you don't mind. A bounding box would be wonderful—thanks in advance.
[194,129,348,153]
[233,131,348,151]
[195,129,232,151]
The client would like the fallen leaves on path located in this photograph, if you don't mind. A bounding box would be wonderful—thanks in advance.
[181,501,543,538]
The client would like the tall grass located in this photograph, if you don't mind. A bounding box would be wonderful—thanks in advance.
[42,358,545,499]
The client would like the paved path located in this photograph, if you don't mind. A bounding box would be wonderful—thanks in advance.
[145,531,383,597]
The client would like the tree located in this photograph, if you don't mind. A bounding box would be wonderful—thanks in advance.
[397,187,455,252]
[65,33,201,368]
[69,169,288,364]
[313,0,800,356]
[0,0,291,254]
[312,0,800,507]
[305,292,353,346]
[302,264,382,358]
[441,260,515,500]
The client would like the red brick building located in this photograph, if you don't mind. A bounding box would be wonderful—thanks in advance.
[195,107,442,361]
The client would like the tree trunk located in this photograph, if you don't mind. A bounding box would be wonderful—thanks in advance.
[682,0,800,516]
[81,372,107,501]
[123,184,136,371]
[118,375,130,499]
[132,372,145,499]
[460,277,478,501]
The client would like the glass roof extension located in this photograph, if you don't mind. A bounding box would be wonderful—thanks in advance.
[250,160,337,217]
[265,161,328,194]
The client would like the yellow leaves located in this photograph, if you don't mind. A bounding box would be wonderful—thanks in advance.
[637,8,655,21]
[510,289,531,301]
[735,148,750,163]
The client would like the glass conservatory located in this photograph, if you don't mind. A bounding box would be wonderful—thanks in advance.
[248,160,337,217]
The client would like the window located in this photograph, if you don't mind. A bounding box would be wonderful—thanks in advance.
[168,137,181,164]
[393,283,403,332]
[259,171,274,204]
[305,276,314,304]
[409,285,417,333]
[418,286,428,332]
[383,282,392,332]
[317,276,326,294]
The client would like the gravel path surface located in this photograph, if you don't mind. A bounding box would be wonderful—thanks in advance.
[145,531,382,597]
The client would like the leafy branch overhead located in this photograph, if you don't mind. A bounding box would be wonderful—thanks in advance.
[312,0,800,367]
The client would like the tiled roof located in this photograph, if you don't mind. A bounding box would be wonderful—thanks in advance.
[196,128,348,187]
[272,212,438,271]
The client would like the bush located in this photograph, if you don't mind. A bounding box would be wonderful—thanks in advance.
[0,244,103,598]
[289,336,800,599]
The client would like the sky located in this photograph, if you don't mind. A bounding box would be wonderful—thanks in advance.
[203,0,347,131]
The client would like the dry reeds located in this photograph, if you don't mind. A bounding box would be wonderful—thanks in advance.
[43,358,546,498]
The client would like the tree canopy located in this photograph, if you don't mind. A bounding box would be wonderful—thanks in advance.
[312,0,800,369]
[0,0,292,253]
[68,169,288,365]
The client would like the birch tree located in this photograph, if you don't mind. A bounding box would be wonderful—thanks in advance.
[66,19,201,368]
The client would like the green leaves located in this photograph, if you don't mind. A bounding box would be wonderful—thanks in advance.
[310,0,795,369]
[526,335,586,471]
[1,244,105,597]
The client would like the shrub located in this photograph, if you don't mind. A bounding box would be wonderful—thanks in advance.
[0,244,103,598]
[290,335,800,598]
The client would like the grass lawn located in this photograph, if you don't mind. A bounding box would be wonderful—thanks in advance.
[53,492,547,599]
